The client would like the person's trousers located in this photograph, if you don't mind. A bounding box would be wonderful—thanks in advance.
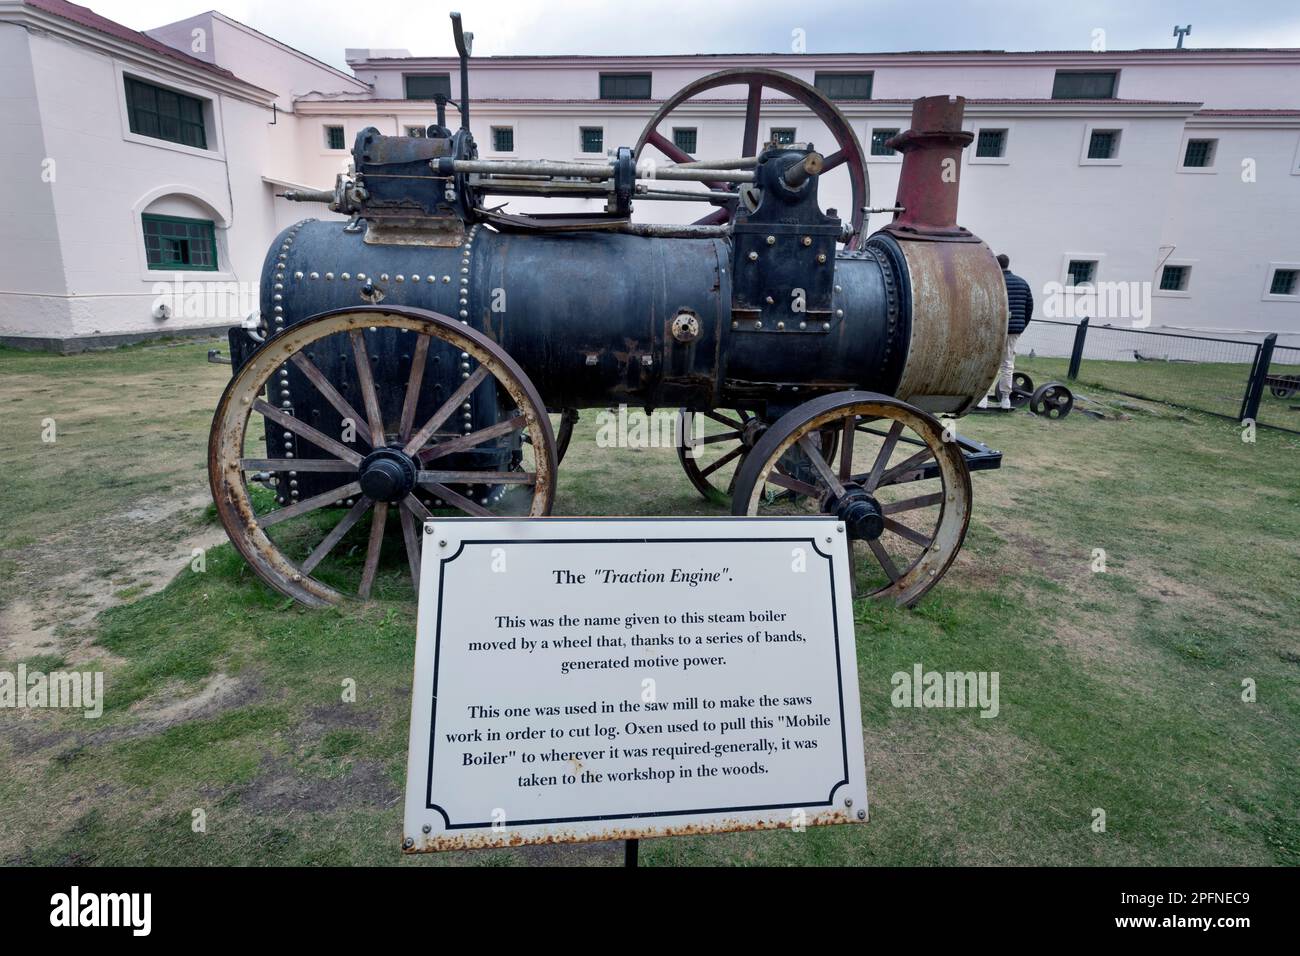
[997,333,1020,397]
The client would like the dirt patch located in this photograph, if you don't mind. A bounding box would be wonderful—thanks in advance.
[237,756,400,814]
[0,495,228,667]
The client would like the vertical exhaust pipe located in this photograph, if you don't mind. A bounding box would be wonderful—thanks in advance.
[883,95,975,240]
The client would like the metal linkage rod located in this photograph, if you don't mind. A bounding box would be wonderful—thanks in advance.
[438,158,754,183]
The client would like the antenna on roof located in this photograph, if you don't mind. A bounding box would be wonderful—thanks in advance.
[1173,24,1191,49]
[451,12,473,131]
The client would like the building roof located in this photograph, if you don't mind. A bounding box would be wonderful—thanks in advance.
[22,0,245,79]
[350,47,1300,64]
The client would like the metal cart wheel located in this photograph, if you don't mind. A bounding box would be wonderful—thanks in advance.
[730,391,972,607]
[1029,382,1074,419]
[208,306,556,607]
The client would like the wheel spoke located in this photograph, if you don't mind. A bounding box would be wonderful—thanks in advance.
[699,444,744,478]
[349,330,386,447]
[418,413,527,462]
[290,351,372,449]
[398,333,432,442]
[883,517,931,548]
[863,420,903,491]
[647,129,693,165]
[765,470,819,498]
[881,492,943,514]
[357,501,388,599]
[798,434,844,496]
[240,458,356,473]
[697,430,744,445]
[403,494,432,522]
[253,400,363,466]
[867,539,901,582]
[403,367,489,456]
[418,470,536,485]
[742,82,762,157]
[703,410,745,430]
[838,417,856,482]
[259,480,362,528]
[420,481,493,517]
[398,501,421,591]
[301,496,372,573]
[873,447,935,489]
[822,149,846,173]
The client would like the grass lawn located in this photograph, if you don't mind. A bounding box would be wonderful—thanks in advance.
[1,341,1297,866]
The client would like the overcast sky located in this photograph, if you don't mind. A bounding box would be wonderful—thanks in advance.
[90,0,1300,69]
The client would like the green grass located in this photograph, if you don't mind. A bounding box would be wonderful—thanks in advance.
[0,341,1297,866]
[1016,353,1300,432]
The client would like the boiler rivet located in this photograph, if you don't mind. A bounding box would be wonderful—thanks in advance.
[765,236,775,245]
[747,251,758,262]
[801,236,812,246]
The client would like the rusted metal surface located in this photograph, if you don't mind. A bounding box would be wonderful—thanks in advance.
[889,239,1007,415]
[882,95,977,242]
[404,807,862,853]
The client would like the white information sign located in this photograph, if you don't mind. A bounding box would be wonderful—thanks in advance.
[402,517,868,852]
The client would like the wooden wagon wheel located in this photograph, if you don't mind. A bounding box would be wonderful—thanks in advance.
[208,306,556,608]
[730,391,971,607]
[526,408,578,465]
[634,68,870,249]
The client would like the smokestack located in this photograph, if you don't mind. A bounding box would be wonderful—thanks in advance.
[883,95,975,240]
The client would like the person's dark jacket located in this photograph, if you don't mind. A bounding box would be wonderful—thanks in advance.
[1004,269,1033,335]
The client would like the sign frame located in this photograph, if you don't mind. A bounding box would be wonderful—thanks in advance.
[402,516,869,853]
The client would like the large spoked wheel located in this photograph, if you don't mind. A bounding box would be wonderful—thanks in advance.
[634,68,870,248]
[209,306,556,608]
[730,392,972,607]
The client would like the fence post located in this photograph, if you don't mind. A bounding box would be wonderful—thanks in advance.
[1241,333,1277,423]
[1067,316,1089,380]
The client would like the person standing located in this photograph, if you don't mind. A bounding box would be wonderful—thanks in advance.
[979,253,1034,410]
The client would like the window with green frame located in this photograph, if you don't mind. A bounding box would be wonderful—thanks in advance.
[142,214,218,271]
[125,77,208,149]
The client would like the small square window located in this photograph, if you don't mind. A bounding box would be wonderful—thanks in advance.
[672,127,697,155]
[871,129,899,156]
[1067,260,1097,286]
[580,127,604,153]
[1159,265,1190,291]
[325,125,345,150]
[1270,269,1298,296]
[492,126,514,152]
[770,128,796,147]
[976,129,1007,158]
[405,126,427,138]
[1087,129,1119,160]
[1183,139,1216,167]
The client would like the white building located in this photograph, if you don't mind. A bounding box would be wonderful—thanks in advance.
[1,0,1297,350]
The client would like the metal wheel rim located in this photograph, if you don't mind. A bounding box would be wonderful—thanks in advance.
[208,306,556,607]
[730,391,971,607]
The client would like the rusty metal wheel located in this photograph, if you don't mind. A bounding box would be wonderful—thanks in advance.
[528,408,578,465]
[208,306,556,608]
[634,68,870,247]
[730,391,971,607]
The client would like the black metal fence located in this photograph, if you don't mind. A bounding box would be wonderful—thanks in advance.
[1013,318,1300,435]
